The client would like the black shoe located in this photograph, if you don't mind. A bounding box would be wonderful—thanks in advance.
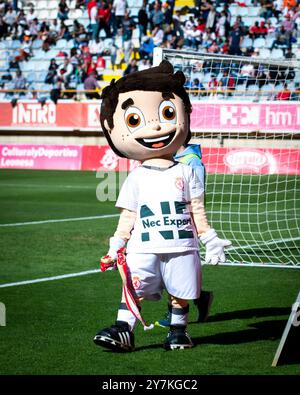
[93,321,135,352]
[194,290,214,323]
[163,326,194,350]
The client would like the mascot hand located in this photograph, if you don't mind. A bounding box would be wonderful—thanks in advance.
[100,237,126,272]
[200,229,231,265]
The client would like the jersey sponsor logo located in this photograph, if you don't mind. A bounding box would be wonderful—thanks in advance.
[140,201,193,241]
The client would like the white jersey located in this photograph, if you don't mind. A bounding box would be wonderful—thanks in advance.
[116,163,204,253]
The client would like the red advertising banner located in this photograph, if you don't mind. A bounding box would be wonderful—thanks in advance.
[0,144,299,175]
[82,145,300,175]
[0,101,299,132]
[0,144,82,170]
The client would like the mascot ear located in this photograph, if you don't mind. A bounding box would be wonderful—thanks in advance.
[103,119,111,133]
[174,71,186,85]
[159,60,174,74]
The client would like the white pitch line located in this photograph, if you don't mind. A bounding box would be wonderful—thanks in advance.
[0,183,94,189]
[0,214,119,227]
[0,269,100,288]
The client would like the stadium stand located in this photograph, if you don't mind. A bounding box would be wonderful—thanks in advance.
[0,0,299,101]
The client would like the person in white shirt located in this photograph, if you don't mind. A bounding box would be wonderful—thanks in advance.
[93,61,231,352]
[113,0,127,28]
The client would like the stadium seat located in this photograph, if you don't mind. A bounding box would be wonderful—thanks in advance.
[254,38,266,49]
[240,36,253,49]
[258,48,270,59]
[48,0,59,9]
[270,48,284,59]
[26,72,36,84]
[248,7,260,17]
[265,37,275,49]
[36,0,48,10]
[56,39,68,50]
[32,39,43,50]
[37,9,50,20]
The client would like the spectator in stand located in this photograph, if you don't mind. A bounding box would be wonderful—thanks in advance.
[206,2,217,30]
[220,38,230,54]
[0,15,8,39]
[14,32,32,61]
[208,73,218,96]
[45,58,59,85]
[26,4,37,25]
[123,58,138,76]
[122,10,135,42]
[113,0,127,30]
[51,76,64,104]
[29,17,39,39]
[58,57,74,83]
[152,23,164,46]
[3,4,16,33]
[216,11,228,38]
[58,0,69,21]
[98,2,111,38]
[17,8,27,27]
[162,2,173,26]
[150,2,164,30]
[138,57,151,71]
[207,39,219,53]
[76,0,86,9]
[276,82,291,100]
[220,69,235,96]
[271,25,290,53]
[139,35,154,61]
[282,13,295,32]
[57,20,72,41]
[202,27,216,49]
[89,0,98,41]
[14,70,27,96]
[291,82,300,101]
[89,36,105,55]
[83,70,101,99]
[229,24,243,55]
[283,0,297,12]
[138,1,148,41]
[0,1,6,17]
[173,10,184,38]
[49,19,60,39]
[72,19,87,46]
[260,0,275,20]
[249,21,261,38]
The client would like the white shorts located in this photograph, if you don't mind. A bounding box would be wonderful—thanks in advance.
[126,251,201,301]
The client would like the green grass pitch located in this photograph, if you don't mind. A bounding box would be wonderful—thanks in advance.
[0,169,299,375]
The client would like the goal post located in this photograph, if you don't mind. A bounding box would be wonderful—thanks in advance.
[154,47,300,268]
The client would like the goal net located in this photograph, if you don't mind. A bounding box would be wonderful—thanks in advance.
[154,48,300,268]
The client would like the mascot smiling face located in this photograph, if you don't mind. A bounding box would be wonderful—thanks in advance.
[100,61,192,161]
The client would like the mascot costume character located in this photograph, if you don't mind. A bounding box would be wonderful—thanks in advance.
[94,60,230,351]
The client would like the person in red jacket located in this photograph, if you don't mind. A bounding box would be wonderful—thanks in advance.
[98,2,112,38]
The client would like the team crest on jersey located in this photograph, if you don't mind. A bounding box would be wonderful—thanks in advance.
[175,177,184,191]
[132,276,141,290]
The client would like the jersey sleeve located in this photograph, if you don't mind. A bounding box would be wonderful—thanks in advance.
[115,171,138,212]
[187,167,204,200]
[190,160,205,191]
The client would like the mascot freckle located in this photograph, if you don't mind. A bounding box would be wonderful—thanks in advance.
[94,60,229,351]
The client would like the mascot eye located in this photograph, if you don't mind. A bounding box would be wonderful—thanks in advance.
[159,101,177,124]
[124,107,146,132]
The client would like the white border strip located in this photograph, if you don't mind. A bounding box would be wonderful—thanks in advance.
[0,214,119,227]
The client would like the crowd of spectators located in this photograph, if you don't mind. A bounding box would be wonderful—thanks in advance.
[0,0,299,101]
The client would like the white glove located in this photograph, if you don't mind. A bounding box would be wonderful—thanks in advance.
[200,229,231,265]
[107,236,126,261]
